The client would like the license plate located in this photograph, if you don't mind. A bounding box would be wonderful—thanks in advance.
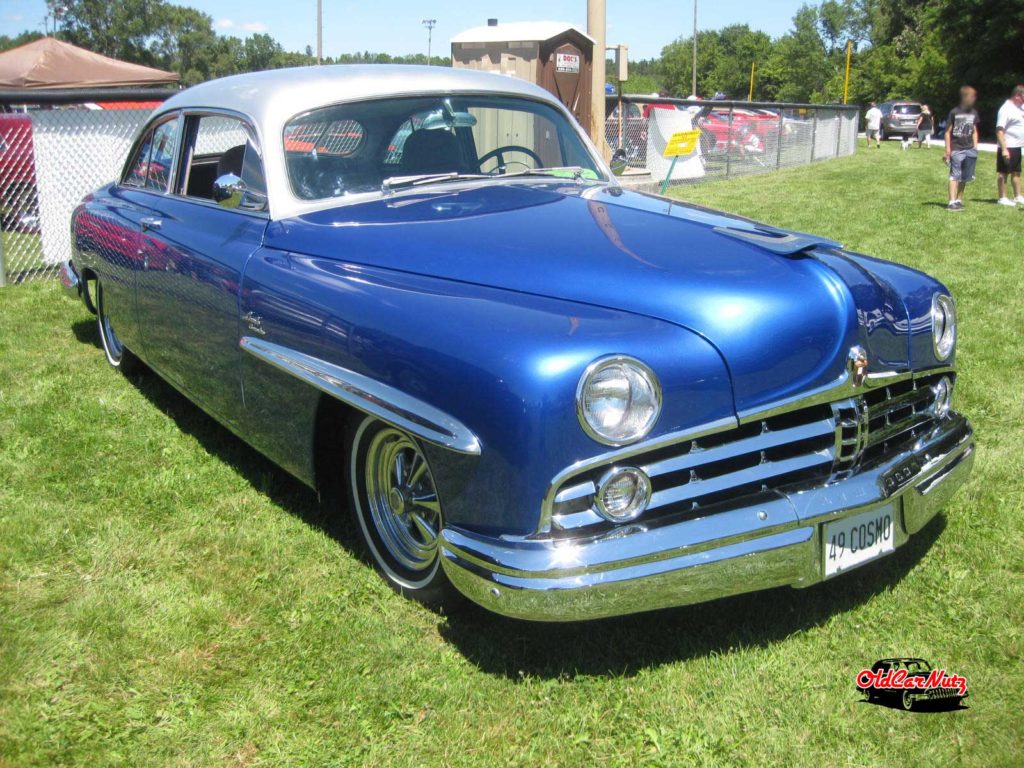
[823,506,895,578]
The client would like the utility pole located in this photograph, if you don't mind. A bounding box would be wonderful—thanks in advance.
[691,0,698,96]
[316,0,322,65]
[422,19,437,66]
[587,0,606,151]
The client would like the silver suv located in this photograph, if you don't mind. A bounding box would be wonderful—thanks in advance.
[880,101,923,140]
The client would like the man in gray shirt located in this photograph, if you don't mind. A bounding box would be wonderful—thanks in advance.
[944,86,980,211]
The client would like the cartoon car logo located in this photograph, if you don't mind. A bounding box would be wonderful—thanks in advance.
[857,658,968,711]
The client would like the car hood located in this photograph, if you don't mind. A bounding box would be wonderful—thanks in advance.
[265,182,913,412]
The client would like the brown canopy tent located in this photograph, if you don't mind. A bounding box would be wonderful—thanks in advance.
[0,37,179,89]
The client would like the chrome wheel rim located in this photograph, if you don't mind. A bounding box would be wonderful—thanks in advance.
[97,285,124,364]
[363,427,441,573]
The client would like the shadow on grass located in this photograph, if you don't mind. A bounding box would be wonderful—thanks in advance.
[76,319,949,678]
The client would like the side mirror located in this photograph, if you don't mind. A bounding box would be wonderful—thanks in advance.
[609,148,628,177]
[212,173,246,208]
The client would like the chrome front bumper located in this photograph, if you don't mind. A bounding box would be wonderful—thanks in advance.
[440,413,974,621]
[59,259,81,301]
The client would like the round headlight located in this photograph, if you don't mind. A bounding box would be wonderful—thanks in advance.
[932,294,956,361]
[595,467,652,522]
[577,356,662,445]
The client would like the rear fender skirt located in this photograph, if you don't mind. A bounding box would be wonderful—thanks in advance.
[240,336,482,455]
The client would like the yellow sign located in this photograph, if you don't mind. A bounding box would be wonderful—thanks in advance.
[663,130,701,158]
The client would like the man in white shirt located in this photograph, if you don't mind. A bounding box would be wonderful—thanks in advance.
[995,85,1024,207]
[865,102,883,149]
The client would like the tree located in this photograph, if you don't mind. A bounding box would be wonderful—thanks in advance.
[0,31,44,53]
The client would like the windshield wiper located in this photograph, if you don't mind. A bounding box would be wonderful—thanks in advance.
[498,166,592,181]
[381,172,491,194]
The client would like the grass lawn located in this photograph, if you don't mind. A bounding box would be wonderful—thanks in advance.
[1,142,1021,767]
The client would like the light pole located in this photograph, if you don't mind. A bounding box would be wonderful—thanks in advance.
[691,0,698,97]
[316,0,322,64]
[422,19,436,66]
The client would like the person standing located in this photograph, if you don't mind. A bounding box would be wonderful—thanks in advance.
[915,105,934,148]
[944,87,980,211]
[865,102,883,148]
[995,85,1024,207]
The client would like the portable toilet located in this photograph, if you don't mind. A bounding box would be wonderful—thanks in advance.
[450,19,595,130]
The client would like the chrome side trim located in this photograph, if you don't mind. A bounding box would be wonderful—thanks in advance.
[240,336,482,455]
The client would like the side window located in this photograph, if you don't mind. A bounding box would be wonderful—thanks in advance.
[146,121,178,191]
[123,131,154,187]
[123,118,178,190]
[180,114,267,212]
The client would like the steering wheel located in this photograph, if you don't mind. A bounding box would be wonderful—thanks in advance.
[478,145,544,174]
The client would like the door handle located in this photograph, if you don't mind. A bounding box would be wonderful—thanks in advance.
[140,216,162,232]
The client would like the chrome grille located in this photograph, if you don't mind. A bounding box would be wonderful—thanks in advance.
[861,373,947,463]
[547,371,950,536]
[550,404,836,535]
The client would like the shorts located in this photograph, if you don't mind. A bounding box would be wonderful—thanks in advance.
[918,129,930,142]
[867,128,880,139]
[997,146,1022,174]
[949,149,977,182]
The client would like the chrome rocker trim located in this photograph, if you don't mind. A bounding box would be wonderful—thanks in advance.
[440,412,973,621]
[240,336,482,455]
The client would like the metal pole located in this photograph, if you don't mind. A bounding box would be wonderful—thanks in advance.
[316,0,322,65]
[691,0,698,96]
[0,230,7,287]
[587,0,607,151]
[835,110,842,158]
[748,61,755,101]
[422,19,437,66]
[810,110,818,162]
[776,111,784,169]
[725,105,732,179]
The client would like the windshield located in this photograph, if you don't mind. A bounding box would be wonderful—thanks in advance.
[283,95,604,201]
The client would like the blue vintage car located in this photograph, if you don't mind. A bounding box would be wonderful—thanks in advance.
[60,66,974,621]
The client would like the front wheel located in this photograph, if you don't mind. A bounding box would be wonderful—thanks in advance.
[347,416,455,605]
[902,690,915,711]
[96,280,141,374]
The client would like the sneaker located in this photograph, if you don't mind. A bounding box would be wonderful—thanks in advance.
[947,200,963,211]
[1015,196,1024,206]
[997,197,1016,207]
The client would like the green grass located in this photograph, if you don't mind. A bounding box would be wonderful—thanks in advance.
[1,143,1021,767]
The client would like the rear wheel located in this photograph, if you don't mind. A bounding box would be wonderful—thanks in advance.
[346,416,455,605]
[96,280,140,373]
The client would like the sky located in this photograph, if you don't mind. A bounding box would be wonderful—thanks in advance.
[1,0,809,60]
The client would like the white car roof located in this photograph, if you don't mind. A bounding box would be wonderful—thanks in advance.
[153,65,590,219]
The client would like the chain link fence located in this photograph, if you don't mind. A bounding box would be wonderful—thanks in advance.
[0,90,173,286]
[605,96,859,188]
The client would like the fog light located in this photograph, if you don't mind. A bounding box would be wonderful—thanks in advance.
[933,376,952,416]
[595,467,651,523]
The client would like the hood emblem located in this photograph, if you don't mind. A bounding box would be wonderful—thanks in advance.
[848,346,869,387]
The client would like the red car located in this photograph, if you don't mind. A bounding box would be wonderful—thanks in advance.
[697,108,779,157]
[0,113,39,232]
